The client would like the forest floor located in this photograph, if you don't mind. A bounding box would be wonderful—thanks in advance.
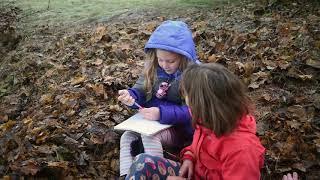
[0,0,319,179]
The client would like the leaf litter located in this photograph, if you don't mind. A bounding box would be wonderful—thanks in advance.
[0,0,319,179]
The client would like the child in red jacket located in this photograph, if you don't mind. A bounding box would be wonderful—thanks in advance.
[125,63,265,180]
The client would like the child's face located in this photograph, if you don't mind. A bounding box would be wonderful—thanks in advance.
[156,49,181,74]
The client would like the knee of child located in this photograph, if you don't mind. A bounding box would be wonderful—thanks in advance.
[121,131,138,143]
[141,134,161,142]
[134,153,150,161]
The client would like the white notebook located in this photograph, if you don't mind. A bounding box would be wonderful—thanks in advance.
[114,113,172,136]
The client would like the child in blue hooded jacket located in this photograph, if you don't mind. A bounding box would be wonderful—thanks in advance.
[117,20,200,177]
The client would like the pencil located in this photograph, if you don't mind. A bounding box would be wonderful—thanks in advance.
[134,102,143,109]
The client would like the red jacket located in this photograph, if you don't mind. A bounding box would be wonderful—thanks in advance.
[180,115,265,180]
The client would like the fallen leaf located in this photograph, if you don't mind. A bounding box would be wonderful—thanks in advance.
[292,162,307,172]
[286,120,301,129]
[47,161,69,170]
[91,58,103,66]
[248,71,269,89]
[207,54,217,62]
[90,26,108,43]
[70,76,86,85]
[262,93,272,102]
[40,94,54,105]
[0,120,16,132]
[306,59,320,69]
[78,48,86,60]
[11,160,40,175]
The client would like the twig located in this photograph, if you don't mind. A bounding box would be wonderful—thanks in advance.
[47,0,51,10]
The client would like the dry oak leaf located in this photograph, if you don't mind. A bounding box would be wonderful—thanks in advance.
[10,160,40,175]
[90,26,108,43]
[0,120,16,132]
[248,71,269,89]
[70,75,86,85]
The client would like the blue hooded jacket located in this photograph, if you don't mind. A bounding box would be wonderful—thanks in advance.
[145,20,199,64]
[128,20,198,141]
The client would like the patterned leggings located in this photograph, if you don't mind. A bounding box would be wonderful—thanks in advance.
[125,153,181,180]
[120,128,184,176]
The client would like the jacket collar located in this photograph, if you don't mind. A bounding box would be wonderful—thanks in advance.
[157,66,181,80]
[196,114,257,137]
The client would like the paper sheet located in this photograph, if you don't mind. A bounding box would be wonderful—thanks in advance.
[114,113,172,136]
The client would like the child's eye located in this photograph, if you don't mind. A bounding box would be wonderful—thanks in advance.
[158,58,176,63]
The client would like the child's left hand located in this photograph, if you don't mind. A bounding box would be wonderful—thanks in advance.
[139,107,160,121]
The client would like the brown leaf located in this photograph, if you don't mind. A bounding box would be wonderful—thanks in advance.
[207,54,217,63]
[0,120,16,132]
[145,21,158,32]
[90,134,105,144]
[281,136,297,157]
[306,59,320,69]
[198,51,206,60]
[243,62,255,77]
[262,93,272,102]
[34,145,57,155]
[314,138,320,153]
[292,163,307,172]
[286,120,301,129]
[313,93,320,109]
[287,67,313,80]
[0,115,8,123]
[277,22,292,37]
[248,71,269,89]
[112,114,125,124]
[47,161,69,170]
[40,94,54,105]
[78,48,86,60]
[90,26,108,43]
[70,75,86,85]
[118,43,131,51]
[263,59,277,70]
[22,117,32,127]
[277,61,291,70]
[276,167,292,173]
[108,105,122,112]
[11,160,40,175]
[103,130,119,144]
[36,131,49,144]
[91,58,103,66]
[86,83,107,99]
[287,105,307,121]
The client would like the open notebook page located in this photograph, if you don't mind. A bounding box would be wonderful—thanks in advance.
[114,113,172,136]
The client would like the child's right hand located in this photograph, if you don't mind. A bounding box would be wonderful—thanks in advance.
[118,90,135,106]
[179,159,193,180]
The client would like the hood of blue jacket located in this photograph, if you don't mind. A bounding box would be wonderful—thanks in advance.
[144,20,199,64]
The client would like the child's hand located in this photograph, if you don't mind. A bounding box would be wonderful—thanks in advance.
[167,176,186,180]
[283,172,298,180]
[118,90,135,106]
[179,159,193,180]
[139,107,160,120]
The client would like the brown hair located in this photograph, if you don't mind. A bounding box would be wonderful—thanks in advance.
[181,63,253,137]
[143,49,190,99]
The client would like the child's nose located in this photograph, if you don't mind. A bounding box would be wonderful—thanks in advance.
[163,62,169,68]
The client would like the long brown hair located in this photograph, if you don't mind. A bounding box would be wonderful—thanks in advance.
[181,63,253,137]
[143,49,190,99]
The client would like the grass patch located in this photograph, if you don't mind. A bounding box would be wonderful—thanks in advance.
[2,0,240,32]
